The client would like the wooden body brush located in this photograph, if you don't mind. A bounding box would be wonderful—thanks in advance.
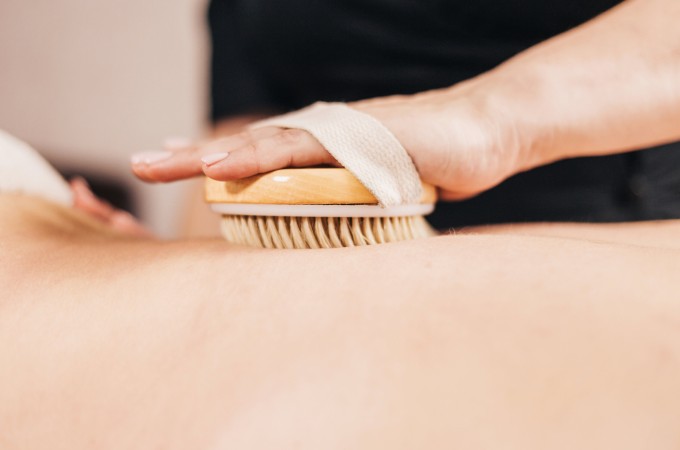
[205,168,437,249]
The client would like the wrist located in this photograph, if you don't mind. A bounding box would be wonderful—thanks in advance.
[470,64,573,171]
[444,69,556,177]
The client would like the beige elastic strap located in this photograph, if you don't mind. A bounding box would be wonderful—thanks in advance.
[0,129,73,206]
[250,102,422,207]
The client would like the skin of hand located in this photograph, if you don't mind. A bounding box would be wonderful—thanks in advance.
[70,177,151,238]
[131,0,680,200]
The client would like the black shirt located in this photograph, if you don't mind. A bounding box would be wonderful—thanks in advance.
[208,0,680,228]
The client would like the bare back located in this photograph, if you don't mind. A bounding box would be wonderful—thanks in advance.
[2,194,680,449]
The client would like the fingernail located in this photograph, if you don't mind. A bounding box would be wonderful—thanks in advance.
[163,136,192,150]
[131,151,173,165]
[201,152,229,166]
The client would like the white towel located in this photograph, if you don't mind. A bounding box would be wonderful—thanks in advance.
[250,102,422,207]
[0,129,73,206]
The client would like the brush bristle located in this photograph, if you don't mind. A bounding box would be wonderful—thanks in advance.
[219,215,436,249]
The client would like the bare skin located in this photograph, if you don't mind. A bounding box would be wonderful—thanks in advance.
[2,193,680,449]
[132,0,680,200]
[69,177,151,237]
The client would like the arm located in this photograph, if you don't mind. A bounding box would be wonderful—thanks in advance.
[132,0,680,200]
[483,0,680,165]
[352,0,680,198]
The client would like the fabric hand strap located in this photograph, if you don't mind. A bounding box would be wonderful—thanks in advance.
[0,129,73,206]
[249,102,422,207]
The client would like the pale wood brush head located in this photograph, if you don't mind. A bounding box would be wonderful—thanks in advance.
[205,168,437,249]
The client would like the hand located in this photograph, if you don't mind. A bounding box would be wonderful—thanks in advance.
[130,82,533,201]
[70,177,151,238]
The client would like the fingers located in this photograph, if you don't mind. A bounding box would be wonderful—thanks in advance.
[71,177,116,221]
[70,177,152,238]
[202,127,337,180]
[131,127,336,183]
[107,211,153,238]
[131,138,211,183]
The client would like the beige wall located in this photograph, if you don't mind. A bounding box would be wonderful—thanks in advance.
[0,0,208,236]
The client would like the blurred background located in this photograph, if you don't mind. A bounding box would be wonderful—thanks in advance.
[0,0,208,237]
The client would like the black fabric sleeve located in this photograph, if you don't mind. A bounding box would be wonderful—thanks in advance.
[208,0,279,122]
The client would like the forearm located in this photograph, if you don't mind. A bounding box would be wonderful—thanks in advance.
[471,0,680,167]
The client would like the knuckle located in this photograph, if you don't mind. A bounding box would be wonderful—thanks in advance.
[236,130,254,142]
[275,128,306,145]
[243,143,262,174]
[246,141,262,156]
